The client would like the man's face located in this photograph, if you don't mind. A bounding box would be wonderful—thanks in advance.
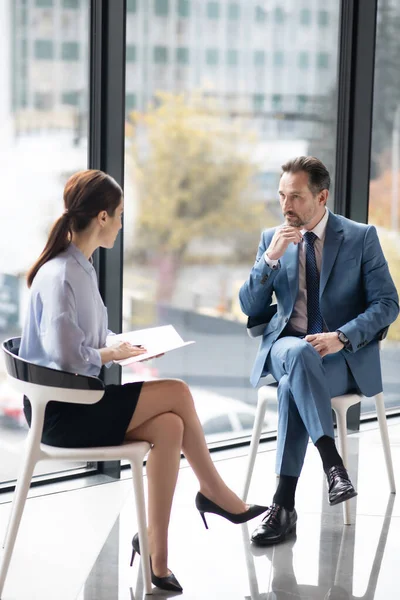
[278,170,326,229]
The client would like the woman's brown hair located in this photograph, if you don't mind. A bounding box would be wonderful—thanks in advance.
[27,169,122,288]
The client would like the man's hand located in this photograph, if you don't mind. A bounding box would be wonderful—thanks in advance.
[305,332,344,357]
[266,226,303,260]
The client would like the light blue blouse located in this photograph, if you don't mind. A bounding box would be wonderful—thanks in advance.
[20,243,112,377]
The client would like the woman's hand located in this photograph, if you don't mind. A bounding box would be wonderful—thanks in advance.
[112,342,148,361]
[99,342,147,364]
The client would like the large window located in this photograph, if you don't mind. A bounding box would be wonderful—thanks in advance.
[123,1,341,443]
[368,0,400,414]
[0,0,89,486]
[0,1,395,490]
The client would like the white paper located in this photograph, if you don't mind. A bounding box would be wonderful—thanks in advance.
[106,325,195,366]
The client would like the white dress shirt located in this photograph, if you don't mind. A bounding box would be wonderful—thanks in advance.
[20,243,113,376]
[265,207,329,334]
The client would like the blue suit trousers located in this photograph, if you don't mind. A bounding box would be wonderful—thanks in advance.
[266,337,357,477]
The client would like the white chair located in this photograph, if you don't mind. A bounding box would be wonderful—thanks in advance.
[0,338,152,597]
[242,382,396,525]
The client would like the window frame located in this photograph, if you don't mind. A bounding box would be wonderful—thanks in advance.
[206,47,219,66]
[300,8,311,26]
[89,0,127,479]
[254,50,265,66]
[318,9,329,27]
[298,51,309,69]
[176,46,189,64]
[228,2,239,21]
[62,0,80,8]
[207,1,220,20]
[153,45,168,64]
[34,39,54,60]
[126,44,136,62]
[154,0,169,17]
[178,0,189,18]
[61,41,80,60]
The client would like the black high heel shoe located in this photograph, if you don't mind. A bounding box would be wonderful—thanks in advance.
[195,492,268,529]
[130,532,183,593]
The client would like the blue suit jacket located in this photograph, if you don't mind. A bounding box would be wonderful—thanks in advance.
[239,212,399,395]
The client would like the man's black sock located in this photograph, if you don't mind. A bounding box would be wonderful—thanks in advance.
[273,475,298,512]
[315,435,344,473]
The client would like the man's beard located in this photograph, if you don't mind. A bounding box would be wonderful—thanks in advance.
[284,212,304,227]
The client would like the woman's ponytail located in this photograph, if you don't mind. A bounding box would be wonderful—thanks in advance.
[27,169,122,288]
[26,215,71,288]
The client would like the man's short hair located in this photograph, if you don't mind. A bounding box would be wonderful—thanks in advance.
[281,156,331,195]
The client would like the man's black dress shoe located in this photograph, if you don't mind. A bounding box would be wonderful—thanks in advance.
[251,503,297,546]
[327,465,357,506]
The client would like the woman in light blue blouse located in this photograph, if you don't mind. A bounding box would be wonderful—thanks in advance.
[20,170,266,592]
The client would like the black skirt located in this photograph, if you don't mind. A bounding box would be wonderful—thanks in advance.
[23,382,143,448]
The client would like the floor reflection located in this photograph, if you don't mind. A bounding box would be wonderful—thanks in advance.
[242,494,395,600]
[81,422,400,600]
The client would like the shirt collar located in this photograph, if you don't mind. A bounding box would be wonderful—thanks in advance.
[301,207,329,242]
[66,243,95,275]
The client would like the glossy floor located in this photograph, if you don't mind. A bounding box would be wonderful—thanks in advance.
[1,419,400,599]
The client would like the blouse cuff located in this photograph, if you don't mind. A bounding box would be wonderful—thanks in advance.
[82,346,102,369]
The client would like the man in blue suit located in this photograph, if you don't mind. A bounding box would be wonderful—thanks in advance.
[239,156,399,546]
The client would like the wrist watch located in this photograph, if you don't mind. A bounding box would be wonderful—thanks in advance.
[337,330,351,349]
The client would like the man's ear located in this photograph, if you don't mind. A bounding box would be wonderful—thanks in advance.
[319,189,329,205]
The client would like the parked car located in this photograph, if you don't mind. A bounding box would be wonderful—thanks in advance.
[0,380,26,429]
[190,387,271,443]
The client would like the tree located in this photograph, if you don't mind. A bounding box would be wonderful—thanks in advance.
[126,92,265,302]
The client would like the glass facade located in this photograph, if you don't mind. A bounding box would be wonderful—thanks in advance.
[0,0,90,485]
[123,1,341,444]
[368,0,400,414]
[0,0,396,489]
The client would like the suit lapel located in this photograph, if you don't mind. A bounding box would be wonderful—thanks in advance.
[320,212,344,297]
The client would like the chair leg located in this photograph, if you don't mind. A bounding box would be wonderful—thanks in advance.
[242,392,269,502]
[334,407,351,526]
[130,459,152,596]
[0,454,37,596]
[375,393,396,494]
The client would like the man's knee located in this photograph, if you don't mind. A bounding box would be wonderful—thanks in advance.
[285,339,320,367]
[278,374,290,394]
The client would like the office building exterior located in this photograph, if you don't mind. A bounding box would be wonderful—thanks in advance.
[12,0,339,143]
